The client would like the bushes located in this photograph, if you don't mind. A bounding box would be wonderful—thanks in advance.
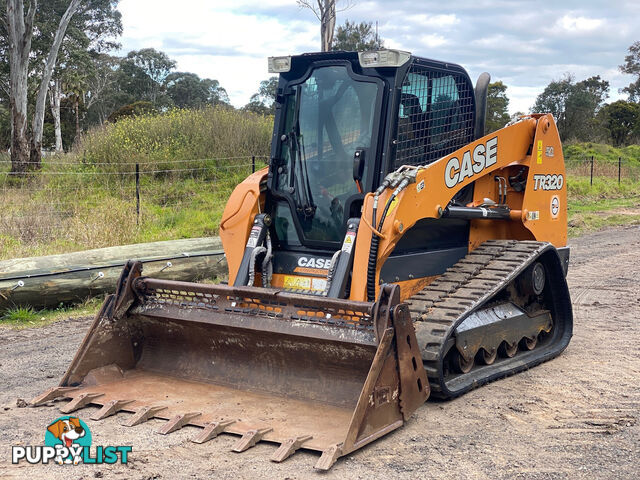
[75,106,273,169]
[564,142,640,166]
[0,107,273,259]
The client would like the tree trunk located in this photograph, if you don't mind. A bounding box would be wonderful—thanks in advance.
[74,96,81,140]
[6,0,36,173]
[30,0,81,166]
[49,78,63,152]
[320,0,336,52]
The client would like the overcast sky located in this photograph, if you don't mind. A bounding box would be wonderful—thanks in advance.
[117,0,638,114]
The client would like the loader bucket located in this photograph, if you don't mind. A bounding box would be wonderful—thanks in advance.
[32,261,428,470]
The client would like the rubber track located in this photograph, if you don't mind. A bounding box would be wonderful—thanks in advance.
[408,240,553,398]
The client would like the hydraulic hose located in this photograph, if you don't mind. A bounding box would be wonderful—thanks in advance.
[366,177,411,301]
[366,195,380,301]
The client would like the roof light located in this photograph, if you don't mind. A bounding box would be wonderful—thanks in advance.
[358,49,411,68]
[268,56,291,73]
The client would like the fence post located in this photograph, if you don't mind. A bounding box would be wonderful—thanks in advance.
[618,156,621,184]
[252,155,255,173]
[590,156,594,186]
[135,163,140,226]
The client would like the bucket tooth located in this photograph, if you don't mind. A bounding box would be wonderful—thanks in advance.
[90,399,136,421]
[271,435,313,463]
[59,392,104,414]
[232,427,273,452]
[30,386,78,406]
[315,444,343,471]
[157,412,201,435]
[191,420,235,444]
[124,405,167,427]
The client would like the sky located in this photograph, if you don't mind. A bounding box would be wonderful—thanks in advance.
[117,0,639,114]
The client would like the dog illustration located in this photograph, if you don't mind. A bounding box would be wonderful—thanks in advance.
[47,417,85,464]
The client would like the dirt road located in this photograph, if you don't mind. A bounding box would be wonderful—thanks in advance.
[1,226,639,479]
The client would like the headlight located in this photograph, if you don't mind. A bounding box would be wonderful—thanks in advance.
[358,49,411,68]
[268,56,292,73]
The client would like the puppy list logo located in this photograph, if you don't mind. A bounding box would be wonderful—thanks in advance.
[12,416,131,465]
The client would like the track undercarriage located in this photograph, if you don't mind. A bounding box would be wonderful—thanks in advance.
[410,240,573,398]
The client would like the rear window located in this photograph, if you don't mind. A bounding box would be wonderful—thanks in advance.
[394,63,474,168]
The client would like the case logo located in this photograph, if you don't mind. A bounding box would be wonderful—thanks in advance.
[297,256,332,269]
[445,137,498,188]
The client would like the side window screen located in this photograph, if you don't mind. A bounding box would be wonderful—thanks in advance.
[394,63,475,169]
[430,75,462,148]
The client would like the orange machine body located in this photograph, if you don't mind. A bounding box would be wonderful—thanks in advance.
[220,115,567,302]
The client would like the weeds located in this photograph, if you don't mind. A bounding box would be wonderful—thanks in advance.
[1,135,639,259]
[74,106,272,169]
[0,107,271,259]
[1,306,37,323]
[0,298,102,328]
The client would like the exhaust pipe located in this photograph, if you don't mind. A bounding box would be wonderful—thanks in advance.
[474,72,491,139]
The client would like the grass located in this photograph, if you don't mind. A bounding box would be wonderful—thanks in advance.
[0,106,272,259]
[566,175,640,236]
[564,142,640,166]
[0,298,102,329]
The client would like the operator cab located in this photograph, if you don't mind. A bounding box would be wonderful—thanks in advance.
[267,50,484,252]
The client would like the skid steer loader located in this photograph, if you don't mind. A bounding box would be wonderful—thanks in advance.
[32,50,573,470]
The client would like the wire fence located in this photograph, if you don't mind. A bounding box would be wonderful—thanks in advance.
[1,152,638,259]
[565,156,640,184]
[0,156,268,260]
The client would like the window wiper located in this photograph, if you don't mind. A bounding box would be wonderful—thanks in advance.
[289,86,316,219]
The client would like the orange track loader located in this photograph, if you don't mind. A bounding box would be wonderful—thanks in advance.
[32,50,573,470]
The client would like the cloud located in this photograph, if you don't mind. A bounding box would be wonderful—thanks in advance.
[407,14,460,28]
[117,0,638,112]
[556,14,603,32]
[419,34,447,48]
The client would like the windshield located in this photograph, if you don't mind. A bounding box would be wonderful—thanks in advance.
[275,65,379,245]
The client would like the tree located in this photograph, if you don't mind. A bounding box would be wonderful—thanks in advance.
[164,72,229,109]
[119,48,176,105]
[83,53,121,126]
[107,100,155,122]
[298,0,353,52]
[16,0,82,168]
[49,77,63,151]
[243,76,277,115]
[45,0,122,150]
[332,20,382,51]
[620,41,640,102]
[4,0,37,171]
[485,81,510,134]
[532,74,609,141]
[201,78,229,106]
[599,100,640,146]
[2,0,122,169]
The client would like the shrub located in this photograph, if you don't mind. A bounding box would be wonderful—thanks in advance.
[75,106,273,170]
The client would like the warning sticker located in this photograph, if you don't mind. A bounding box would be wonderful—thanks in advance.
[311,278,327,292]
[283,275,326,292]
[283,276,311,290]
[537,140,543,165]
[550,195,560,219]
[246,225,261,248]
[342,232,356,253]
[388,197,399,214]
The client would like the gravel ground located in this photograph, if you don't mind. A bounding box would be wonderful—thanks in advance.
[1,225,639,479]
